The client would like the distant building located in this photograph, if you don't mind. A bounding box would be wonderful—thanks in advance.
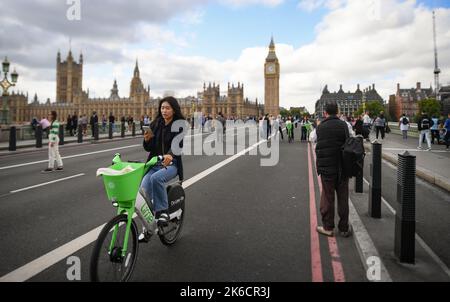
[393,82,433,120]
[315,84,383,118]
[1,49,265,124]
[439,85,450,116]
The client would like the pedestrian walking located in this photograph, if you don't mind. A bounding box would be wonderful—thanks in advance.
[417,111,433,151]
[374,112,386,140]
[444,113,450,151]
[431,115,440,145]
[354,115,364,136]
[315,102,352,238]
[276,115,284,140]
[42,111,63,173]
[72,113,78,136]
[90,111,98,137]
[102,114,107,132]
[66,114,73,136]
[286,117,294,143]
[216,112,226,142]
[399,113,409,140]
[362,111,371,141]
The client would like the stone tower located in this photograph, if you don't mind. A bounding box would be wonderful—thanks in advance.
[264,36,280,116]
[203,82,220,117]
[227,82,244,118]
[56,50,83,103]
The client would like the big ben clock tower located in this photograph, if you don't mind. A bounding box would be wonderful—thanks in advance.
[264,36,280,116]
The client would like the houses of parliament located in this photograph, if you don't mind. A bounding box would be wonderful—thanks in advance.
[1,38,280,124]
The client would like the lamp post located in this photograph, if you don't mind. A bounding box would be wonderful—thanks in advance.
[0,57,19,125]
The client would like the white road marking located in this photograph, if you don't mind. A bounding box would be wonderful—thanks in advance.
[10,174,86,194]
[0,223,105,282]
[0,134,274,282]
[0,145,140,171]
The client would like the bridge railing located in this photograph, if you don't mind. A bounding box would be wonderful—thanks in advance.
[0,122,141,143]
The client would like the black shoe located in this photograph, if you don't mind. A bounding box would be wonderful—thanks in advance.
[55,167,64,171]
[138,230,152,243]
[41,168,54,173]
[339,225,353,238]
[156,212,170,227]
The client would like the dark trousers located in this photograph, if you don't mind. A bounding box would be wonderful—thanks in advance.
[301,127,307,141]
[375,126,385,139]
[278,126,284,140]
[431,130,440,144]
[320,175,349,232]
[445,131,450,148]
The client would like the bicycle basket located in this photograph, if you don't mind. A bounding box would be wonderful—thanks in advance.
[101,162,146,207]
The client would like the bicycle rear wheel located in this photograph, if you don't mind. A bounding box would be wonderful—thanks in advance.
[159,201,185,246]
[90,214,139,282]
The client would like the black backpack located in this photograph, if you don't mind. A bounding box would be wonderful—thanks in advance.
[421,118,430,130]
[341,136,365,178]
[402,117,409,125]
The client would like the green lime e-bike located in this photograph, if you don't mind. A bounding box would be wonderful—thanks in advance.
[90,153,185,282]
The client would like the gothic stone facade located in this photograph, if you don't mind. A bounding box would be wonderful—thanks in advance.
[3,49,266,125]
[315,84,383,118]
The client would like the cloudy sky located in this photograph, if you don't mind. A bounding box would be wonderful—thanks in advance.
[1,0,449,112]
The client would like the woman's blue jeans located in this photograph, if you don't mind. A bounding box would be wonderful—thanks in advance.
[140,162,178,213]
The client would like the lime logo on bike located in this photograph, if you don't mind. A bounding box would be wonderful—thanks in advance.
[140,204,154,223]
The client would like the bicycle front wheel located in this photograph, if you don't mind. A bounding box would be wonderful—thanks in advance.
[90,214,139,282]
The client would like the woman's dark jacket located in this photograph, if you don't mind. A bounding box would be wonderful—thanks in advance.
[315,116,349,177]
[143,117,184,181]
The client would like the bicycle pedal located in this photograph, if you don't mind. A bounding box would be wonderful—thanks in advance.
[138,231,151,243]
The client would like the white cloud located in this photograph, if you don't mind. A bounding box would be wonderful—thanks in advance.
[298,0,346,12]
[6,0,450,114]
[220,0,284,8]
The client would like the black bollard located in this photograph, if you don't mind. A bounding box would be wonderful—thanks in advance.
[369,140,382,218]
[132,122,136,137]
[394,151,416,264]
[36,125,43,148]
[9,126,17,151]
[109,123,113,139]
[94,123,99,141]
[59,124,65,146]
[78,125,83,143]
[121,123,125,138]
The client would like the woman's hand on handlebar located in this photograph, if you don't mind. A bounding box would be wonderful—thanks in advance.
[144,130,154,142]
[162,154,173,167]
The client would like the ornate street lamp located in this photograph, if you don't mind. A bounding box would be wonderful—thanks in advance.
[1,57,19,125]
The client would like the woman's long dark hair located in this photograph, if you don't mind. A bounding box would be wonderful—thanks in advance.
[152,96,185,126]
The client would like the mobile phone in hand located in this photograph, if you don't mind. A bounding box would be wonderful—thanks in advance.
[143,126,152,135]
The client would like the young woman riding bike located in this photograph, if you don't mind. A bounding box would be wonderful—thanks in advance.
[141,96,185,227]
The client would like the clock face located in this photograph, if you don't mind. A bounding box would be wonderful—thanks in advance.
[266,64,275,74]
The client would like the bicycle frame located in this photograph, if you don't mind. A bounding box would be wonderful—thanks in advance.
[107,155,158,258]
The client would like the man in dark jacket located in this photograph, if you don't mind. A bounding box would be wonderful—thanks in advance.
[315,102,351,237]
[90,111,98,138]
[417,112,433,150]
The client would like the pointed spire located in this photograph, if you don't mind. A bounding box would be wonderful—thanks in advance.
[269,35,275,49]
[57,50,61,62]
[79,51,83,64]
[134,59,140,77]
